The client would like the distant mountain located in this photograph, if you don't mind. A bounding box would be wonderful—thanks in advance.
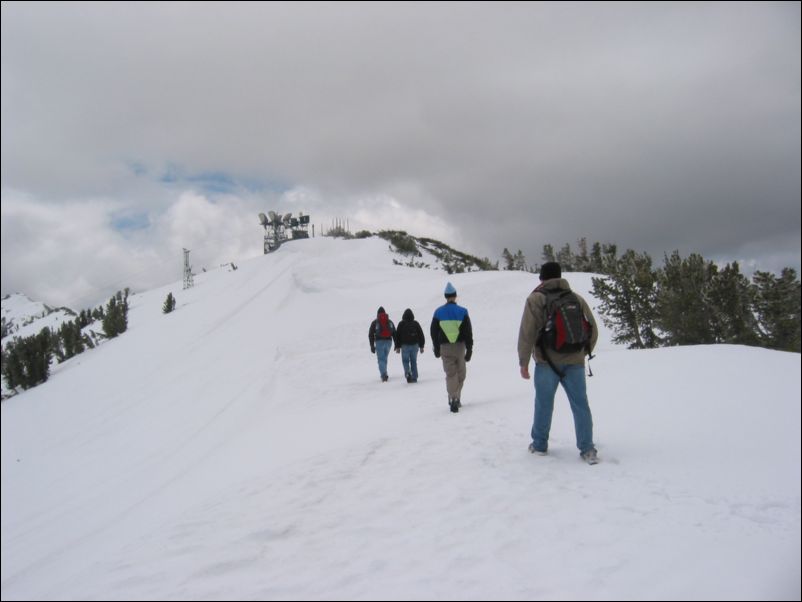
[1,293,76,343]
[373,230,497,273]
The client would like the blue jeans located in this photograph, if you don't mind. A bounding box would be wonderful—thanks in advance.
[531,363,595,454]
[401,345,419,380]
[375,339,392,377]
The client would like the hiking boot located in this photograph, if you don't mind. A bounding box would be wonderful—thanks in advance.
[381,373,388,382]
[580,448,599,465]
[406,373,413,383]
[528,443,548,456]
[449,398,459,413]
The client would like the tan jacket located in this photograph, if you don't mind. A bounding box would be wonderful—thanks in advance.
[517,278,598,367]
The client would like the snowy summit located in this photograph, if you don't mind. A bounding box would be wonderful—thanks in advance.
[1,236,800,600]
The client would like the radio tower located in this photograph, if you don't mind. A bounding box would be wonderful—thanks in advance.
[183,248,194,290]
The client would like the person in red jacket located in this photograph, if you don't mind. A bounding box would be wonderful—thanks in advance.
[368,306,396,382]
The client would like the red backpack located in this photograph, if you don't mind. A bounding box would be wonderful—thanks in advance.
[538,288,592,353]
[376,314,395,339]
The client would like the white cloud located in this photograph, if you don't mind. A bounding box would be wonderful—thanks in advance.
[1,2,799,305]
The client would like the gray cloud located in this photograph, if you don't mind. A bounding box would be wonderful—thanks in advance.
[2,2,799,305]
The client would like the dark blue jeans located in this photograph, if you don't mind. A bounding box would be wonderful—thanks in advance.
[531,363,595,454]
[401,344,419,380]
[375,339,392,377]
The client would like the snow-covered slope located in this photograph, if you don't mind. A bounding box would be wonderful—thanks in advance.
[1,237,800,600]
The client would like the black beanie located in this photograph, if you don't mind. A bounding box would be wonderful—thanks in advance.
[539,261,561,281]
[377,306,385,315]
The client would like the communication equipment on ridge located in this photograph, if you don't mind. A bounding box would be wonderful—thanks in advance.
[183,248,194,289]
[259,210,311,253]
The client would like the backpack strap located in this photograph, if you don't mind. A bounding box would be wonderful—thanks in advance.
[536,287,567,380]
[537,335,566,380]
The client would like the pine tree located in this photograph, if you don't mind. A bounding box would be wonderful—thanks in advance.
[57,320,86,361]
[54,322,68,363]
[591,249,660,349]
[31,328,53,387]
[541,244,555,263]
[556,243,574,271]
[707,262,759,345]
[752,268,801,352]
[575,238,590,272]
[655,251,717,346]
[163,292,176,314]
[502,248,515,270]
[102,291,128,338]
[513,250,527,271]
[121,289,129,329]
[103,297,119,338]
[1,328,53,390]
[2,342,24,390]
[589,242,604,273]
[601,243,618,274]
[74,321,86,355]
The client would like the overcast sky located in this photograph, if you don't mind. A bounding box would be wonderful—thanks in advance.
[2,1,800,308]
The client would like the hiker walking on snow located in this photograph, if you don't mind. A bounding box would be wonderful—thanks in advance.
[431,282,473,413]
[395,308,425,383]
[517,262,600,464]
[369,306,397,382]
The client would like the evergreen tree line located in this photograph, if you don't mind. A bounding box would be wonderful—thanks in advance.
[502,238,621,273]
[501,240,800,353]
[591,249,800,352]
[2,290,130,392]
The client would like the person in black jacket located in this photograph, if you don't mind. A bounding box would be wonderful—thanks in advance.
[395,308,425,383]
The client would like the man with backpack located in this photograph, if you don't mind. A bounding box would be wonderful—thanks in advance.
[517,262,600,464]
[369,306,397,382]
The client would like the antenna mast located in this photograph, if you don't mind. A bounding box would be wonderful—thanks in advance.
[183,248,194,289]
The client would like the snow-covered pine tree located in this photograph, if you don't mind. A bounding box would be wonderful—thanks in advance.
[163,293,176,314]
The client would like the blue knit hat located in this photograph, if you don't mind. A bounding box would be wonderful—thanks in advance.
[444,282,457,297]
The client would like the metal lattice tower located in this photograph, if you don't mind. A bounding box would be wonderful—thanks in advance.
[183,248,194,290]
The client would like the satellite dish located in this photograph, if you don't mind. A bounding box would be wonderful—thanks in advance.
[258,213,268,226]
[268,210,279,223]
[283,212,292,224]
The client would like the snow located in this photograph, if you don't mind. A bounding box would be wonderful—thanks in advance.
[2,236,800,600]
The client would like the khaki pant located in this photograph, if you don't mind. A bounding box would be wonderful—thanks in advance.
[439,342,467,400]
